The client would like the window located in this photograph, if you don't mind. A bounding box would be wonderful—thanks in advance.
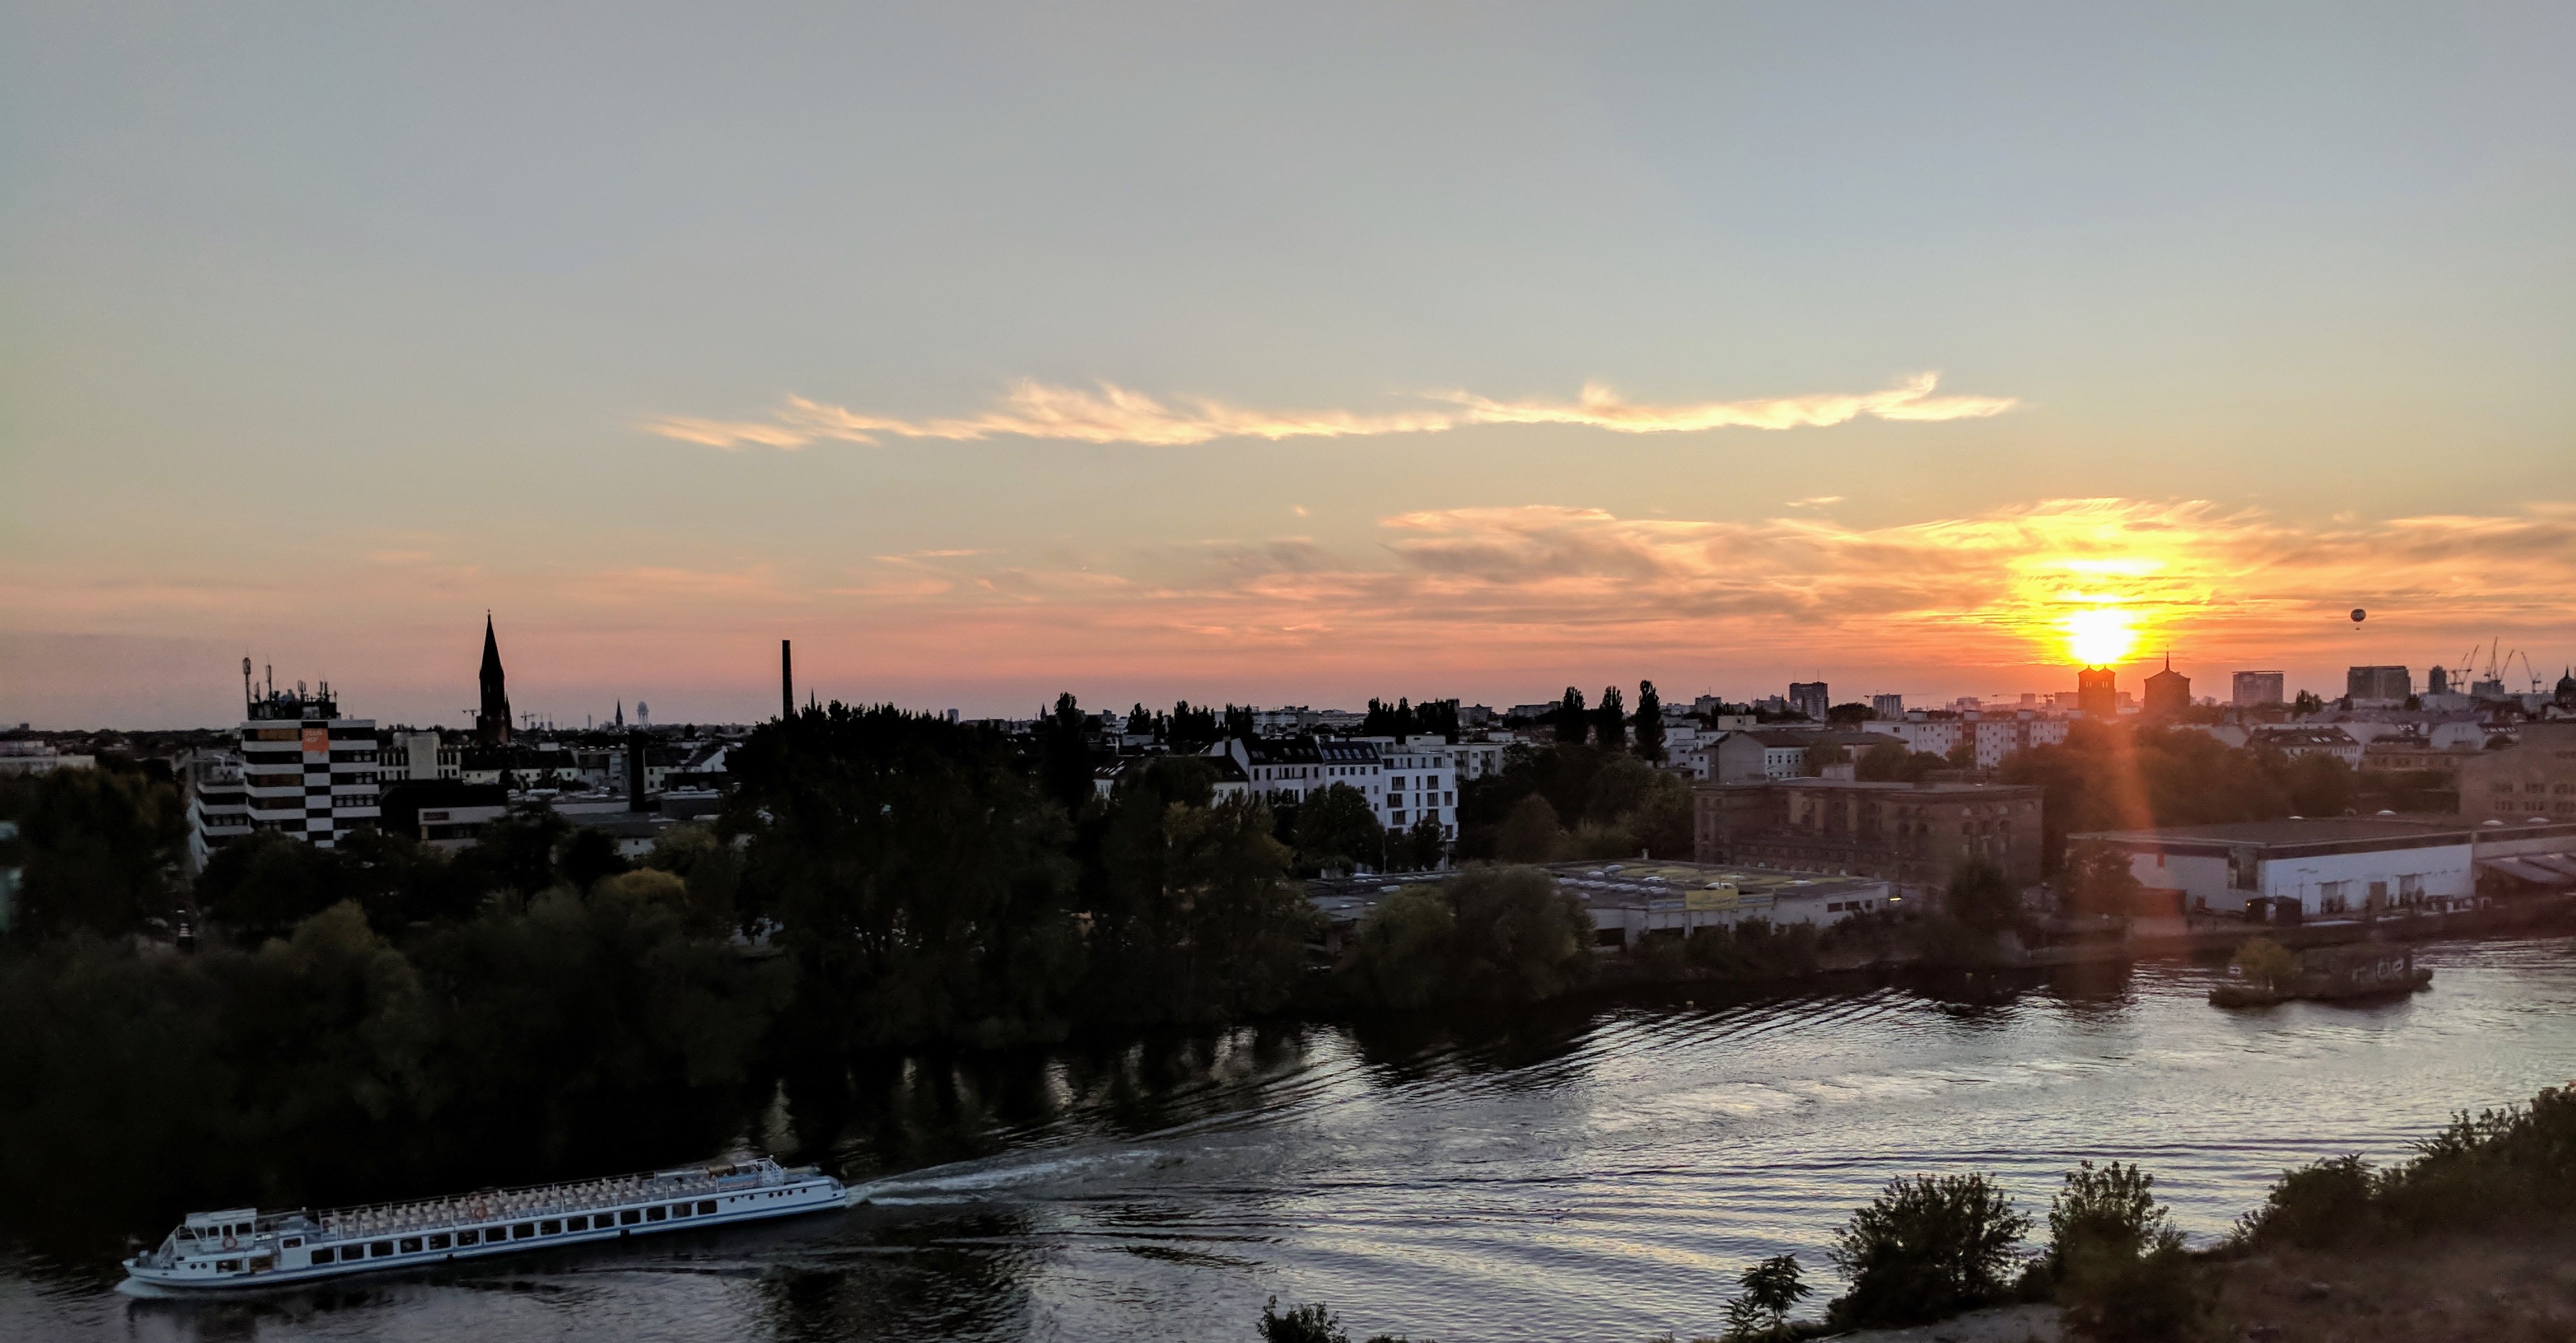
[620,1209,641,1225]
[218,1259,242,1272]
[311,1247,336,1265]
[428,1234,450,1250]
[512,1223,535,1240]
[646,1206,668,1222]
[672,1202,693,1218]
[540,1220,561,1235]
[567,1216,588,1232]
[697,1200,717,1216]
[399,1237,422,1254]
[457,1229,479,1246]
[283,1237,303,1249]
[371,1241,394,1258]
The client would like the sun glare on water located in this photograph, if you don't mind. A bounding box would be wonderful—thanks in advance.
[2065,607,2138,666]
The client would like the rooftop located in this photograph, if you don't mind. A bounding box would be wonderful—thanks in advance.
[2075,815,2469,850]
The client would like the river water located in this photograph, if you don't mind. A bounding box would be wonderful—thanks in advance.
[9,937,2575,1342]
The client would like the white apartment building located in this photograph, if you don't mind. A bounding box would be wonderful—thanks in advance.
[381,730,462,782]
[1374,737,1458,840]
[179,749,249,873]
[2075,817,2478,916]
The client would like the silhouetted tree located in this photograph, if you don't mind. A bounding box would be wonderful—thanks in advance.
[1632,680,1667,762]
[1553,687,1588,743]
[1035,692,1097,819]
[1593,686,1627,750]
[1497,792,1563,863]
[5,767,183,938]
[1294,782,1385,876]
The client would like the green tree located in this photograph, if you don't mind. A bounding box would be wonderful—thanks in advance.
[1446,866,1593,1002]
[1945,858,2022,933]
[726,702,1082,1049]
[9,767,185,938]
[2061,840,2145,917]
[1803,742,1851,777]
[1827,702,1877,724]
[1857,741,1950,784]
[2230,936,2299,990]
[1632,681,1667,763]
[1342,884,1455,1009]
[1828,1174,2031,1328]
[1495,792,1564,863]
[1728,1253,1812,1337]
[1087,758,1315,1023]
[1294,782,1385,876]
[1397,813,1447,871]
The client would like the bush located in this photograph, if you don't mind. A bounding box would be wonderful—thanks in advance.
[2230,936,2299,990]
[2233,1153,2376,1249]
[1260,1297,1345,1343]
[1828,1173,2030,1328]
[1684,918,1819,980]
[2044,1162,2205,1342]
[1723,1253,1810,1339]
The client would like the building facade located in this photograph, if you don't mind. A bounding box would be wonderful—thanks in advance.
[2458,723,2576,826]
[2232,671,2286,708]
[1788,682,1830,721]
[2141,656,2190,720]
[2346,664,2412,706]
[2076,667,2117,718]
[1691,778,2045,888]
[230,683,381,851]
[2073,817,2476,916]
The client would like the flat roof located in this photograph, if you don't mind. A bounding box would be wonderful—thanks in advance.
[1702,778,2040,799]
[2078,816,2463,847]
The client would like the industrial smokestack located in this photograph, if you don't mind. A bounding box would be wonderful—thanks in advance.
[626,729,655,813]
[781,639,794,720]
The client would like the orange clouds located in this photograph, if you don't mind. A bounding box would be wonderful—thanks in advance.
[640,372,2018,450]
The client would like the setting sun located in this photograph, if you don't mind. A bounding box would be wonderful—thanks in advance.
[2065,607,2139,666]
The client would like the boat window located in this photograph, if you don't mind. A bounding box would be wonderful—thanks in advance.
[645,1206,667,1222]
[370,1241,393,1257]
[218,1259,241,1272]
[696,1200,716,1215]
[311,1247,335,1264]
[620,1209,641,1225]
[457,1229,479,1246]
[540,1220,561,1235]
[512,1223,535,1240]
[671,1202,692,1218]
[428,1234,450,1250]
[283,1237,302,1249]
[249,1256,272,1272]
[399,1237,421,1254]
[567,1216,588,1232]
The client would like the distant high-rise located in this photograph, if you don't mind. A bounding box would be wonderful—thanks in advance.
[474,615,512,745]
[2076,667,2117,719]
[2232,671,2285,708]
[1870,693,1904,719]
[1788,682,1829,721]
[2427,666,2449,696]
[2142,655,2190,720]
[2346,665,2411,705]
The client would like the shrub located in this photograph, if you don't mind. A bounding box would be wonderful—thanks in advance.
[2230,936,2299,990]
[1725,1253,1809,1338]
[2044,1162,2205,1342]
[1828,1173,2030,1328]
[2233,1153,2376,1249]
[1260,1297,1345,1343]
[1943,860,2022,934]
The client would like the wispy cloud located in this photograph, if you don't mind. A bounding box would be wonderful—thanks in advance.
[640,372,2017,450]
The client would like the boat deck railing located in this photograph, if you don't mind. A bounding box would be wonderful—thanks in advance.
[308,1160,804,1241]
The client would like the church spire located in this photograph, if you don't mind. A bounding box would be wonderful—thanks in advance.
[475,613,512,745]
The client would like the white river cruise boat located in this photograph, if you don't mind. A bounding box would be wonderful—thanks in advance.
[122,1157,844,1291]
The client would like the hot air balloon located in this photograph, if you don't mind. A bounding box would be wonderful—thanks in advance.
[2350,608,2367,627]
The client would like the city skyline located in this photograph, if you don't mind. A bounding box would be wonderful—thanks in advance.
[7,6,2573,727]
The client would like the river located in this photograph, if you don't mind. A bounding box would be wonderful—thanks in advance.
[8,936,2573,1342]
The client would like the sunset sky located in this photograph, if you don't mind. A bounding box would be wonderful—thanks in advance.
[5,4,2573,729]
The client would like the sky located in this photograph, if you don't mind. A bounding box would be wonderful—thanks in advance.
[4,3,2573,729]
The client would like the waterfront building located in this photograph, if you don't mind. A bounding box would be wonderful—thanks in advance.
[1691,778,2045,889]
[2074,816,2483,917]
[2232,670,2286,708]
[1374,737,1458,841]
